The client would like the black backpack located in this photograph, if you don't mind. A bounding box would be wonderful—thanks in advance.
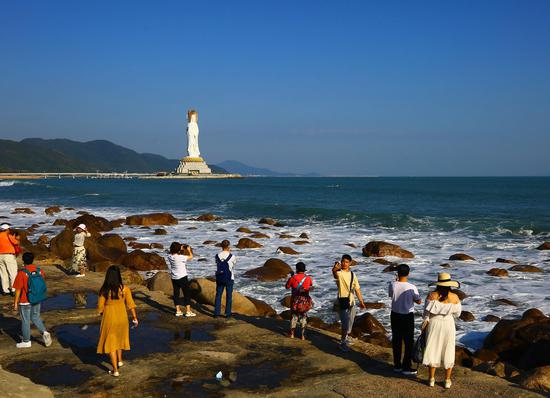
[215,253,233,284]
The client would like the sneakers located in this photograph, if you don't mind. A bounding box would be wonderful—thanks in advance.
[185,311,197,317]
[445,379,452,389]
[175,311,184,317]
[339,341,350,352]
[402,370,418,376]
[75,274,85,278]
[118,361,124,367]
[428,378,435,387]
[109,370,120,377]
[42,331,52,347]
[16,341,32,348]
[345,336,357,345]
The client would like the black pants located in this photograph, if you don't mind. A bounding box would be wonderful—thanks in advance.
[172,276,191,307]
[391,311,414,371]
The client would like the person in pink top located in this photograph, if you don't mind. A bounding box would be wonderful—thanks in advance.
[285,262,313,340]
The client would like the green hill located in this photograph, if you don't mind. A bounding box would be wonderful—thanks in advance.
[0,138,226,174]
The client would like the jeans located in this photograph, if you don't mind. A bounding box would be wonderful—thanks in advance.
[391,311,415,371]
[339,304,357,339]
[171,276,191,307]
[214,280,234,317]
[19,303,46,342]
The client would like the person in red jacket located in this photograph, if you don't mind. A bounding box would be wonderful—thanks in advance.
[285,262,313,340]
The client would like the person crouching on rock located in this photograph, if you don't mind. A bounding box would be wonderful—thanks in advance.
[167,242,196,318]
[97,265,138,377]
[285,261,313,340]
[214,240,236,319]
[422,272,462,389]
[332,254,366,351]
[72,223,91,278]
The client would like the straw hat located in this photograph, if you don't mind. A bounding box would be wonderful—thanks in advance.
[75,223,87,231]
[430,272,460,288]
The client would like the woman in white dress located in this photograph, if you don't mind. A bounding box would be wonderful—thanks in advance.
[421,272,462,389]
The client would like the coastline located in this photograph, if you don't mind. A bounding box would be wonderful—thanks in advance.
[0,173,243,180]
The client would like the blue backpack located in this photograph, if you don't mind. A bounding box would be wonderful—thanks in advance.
[22,267,47,304]
[215,254,233,284]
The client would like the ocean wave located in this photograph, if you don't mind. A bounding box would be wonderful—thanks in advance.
[0,181,16,187]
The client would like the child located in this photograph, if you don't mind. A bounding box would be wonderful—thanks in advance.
[13,252,52,348]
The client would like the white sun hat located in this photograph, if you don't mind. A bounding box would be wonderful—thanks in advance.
[75,223,87,230]
[0,223,10,230]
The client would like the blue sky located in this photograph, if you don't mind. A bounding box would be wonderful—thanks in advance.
[1,0,549,176]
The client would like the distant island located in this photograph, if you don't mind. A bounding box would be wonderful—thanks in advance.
[0,138,318,177]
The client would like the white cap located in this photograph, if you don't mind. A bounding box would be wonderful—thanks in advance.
[75,223,87,230]
[0,223,10,230]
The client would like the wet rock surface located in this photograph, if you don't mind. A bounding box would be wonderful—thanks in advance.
[362,241,414,258]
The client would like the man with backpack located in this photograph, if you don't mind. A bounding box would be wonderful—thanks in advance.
[214,240,236,318]
[12,252,52,348]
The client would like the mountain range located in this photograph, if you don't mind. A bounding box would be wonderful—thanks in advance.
[0,138,316,176]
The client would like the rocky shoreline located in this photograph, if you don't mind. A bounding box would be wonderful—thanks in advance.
[0,207,549,396]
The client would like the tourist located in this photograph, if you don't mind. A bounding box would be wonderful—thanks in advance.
[388,264,422,375]
[214,240,236,318]
[97,265,138,377]
[422,272,462,389]
[332,254,366,351]
[167,242,196,317]
[72,223,91,277]
[12,252,52,348]
[0,223,20,296]
[285,262,313,340]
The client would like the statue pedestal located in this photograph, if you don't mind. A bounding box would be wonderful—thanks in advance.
[175,157,212,175]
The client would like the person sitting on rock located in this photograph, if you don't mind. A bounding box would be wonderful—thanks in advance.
[285,262,313,340]
[72,223,91,277]
[13,252,52,349]
[422,272,462,389]
[332,254,366,351]
[97,265,138,377]
[214,240,237,318]
[167,242,196,317]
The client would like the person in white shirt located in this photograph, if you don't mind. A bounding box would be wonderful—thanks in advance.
[167,242,195,317]
[72,224,91,277]
[214,240,237,318]
[388,264,422,375]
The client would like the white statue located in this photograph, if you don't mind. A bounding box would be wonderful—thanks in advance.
[187,109,200,158]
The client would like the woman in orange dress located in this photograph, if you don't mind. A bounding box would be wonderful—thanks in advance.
[97,265,138,377]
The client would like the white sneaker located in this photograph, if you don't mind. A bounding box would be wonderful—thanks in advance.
[42,331,52,347]
[445,379,452,389]
[118,361,124,367]
[175,311,184,317]
[402,370,418,376]
[185,311,197,317]
[109,370,120,377]
[16,341,32,348]
[429,378,435,387]
[75,274,85,278]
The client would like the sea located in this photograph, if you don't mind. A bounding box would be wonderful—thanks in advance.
[1,177,549,350]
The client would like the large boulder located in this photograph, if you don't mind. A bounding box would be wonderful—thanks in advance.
[536,242,550,250]
[236,238,263,249]
[362,241,414,258]
[487,268,509,277]
[460,311,476,322]
[44,206,61,215]
[509,264,543,273]
[121,269,145,286]
[147,272,173,294]
[126,213,178,226]
[121,250,167,271]
[86,234,127,264]
[259,218,277,225]
[483,308,550,370]
[243,258,291,281]
[277,246,300,255]
[67,214,114,232]
[521,366,550,393]
[188,278,260,316]
[351,313,389,347]
[496,258,518,264]
[246,297,277,317]
[12,207,35,214]
[0,365,54,398]
[236,227,252,233]
[449,253,475,261]
[195,213,221,221]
